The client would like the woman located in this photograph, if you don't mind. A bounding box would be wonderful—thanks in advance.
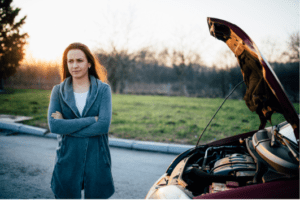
[48,43,114,199]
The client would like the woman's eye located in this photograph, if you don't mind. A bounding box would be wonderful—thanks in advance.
[68,60,73,63]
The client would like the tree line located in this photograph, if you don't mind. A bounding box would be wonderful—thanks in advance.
[97,48,298,102]
[4,48,299,103]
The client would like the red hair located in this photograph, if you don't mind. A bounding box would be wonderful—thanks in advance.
[61,43,108,83]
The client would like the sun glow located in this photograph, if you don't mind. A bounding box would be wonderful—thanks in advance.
[23,37,65,63]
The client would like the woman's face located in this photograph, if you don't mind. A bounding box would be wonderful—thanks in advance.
[67,49,91,80]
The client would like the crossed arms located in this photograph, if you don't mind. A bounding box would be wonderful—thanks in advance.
[47,84,112,137]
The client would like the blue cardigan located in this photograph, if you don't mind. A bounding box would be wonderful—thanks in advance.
[48,75,114,199]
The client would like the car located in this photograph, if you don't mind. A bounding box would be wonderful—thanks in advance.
[145,17,299,199]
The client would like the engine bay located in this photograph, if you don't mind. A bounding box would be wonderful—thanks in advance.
[166,124,299,197]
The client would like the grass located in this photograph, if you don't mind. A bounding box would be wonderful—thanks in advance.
[0,88,298,145]
[0,89,50,128]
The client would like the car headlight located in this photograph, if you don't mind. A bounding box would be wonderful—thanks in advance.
[147,185,192,199]
[145,173,192,199]
[145,173,168,199]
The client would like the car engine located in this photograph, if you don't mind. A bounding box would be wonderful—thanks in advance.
[175,125,299,197]
[146,123,299,199]
[182,145,256,195]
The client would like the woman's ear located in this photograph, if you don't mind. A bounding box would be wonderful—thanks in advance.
[89,63,91,69]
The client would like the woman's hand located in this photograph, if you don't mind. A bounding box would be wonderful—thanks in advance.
[95,116,98,122]
[51,111,64,119]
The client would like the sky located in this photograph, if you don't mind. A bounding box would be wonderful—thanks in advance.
[12,0,299,67]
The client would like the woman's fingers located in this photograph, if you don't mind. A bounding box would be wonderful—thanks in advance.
[52,111,61,115]
[51,111,63,119]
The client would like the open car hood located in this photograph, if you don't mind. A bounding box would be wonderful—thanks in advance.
[207,17,299,139]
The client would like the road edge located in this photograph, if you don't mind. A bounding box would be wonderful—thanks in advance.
[0,121,194,155]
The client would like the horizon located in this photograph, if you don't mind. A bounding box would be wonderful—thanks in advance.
[13,0,299,67]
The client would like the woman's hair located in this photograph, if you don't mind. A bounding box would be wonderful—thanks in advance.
[61,42,108,83]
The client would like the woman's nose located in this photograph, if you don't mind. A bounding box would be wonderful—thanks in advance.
[72,62,78,68]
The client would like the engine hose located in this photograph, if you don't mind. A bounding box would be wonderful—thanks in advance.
[202,145,246,169]
[245,137,268,184]
[196,152,218,165]
[207,152,219,166]
[195,157,203,165]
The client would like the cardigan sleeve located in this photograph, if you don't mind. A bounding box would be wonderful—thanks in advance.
[69,85,112,137]
[48,85,96,135]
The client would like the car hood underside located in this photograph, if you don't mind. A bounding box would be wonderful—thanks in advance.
[207,17,299,138]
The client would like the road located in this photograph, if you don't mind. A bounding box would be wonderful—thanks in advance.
[0,132,177,199]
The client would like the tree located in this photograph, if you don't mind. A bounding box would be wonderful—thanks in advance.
[171,50,201,96]
[94,5,137,94]
[97,49,135,93]
[260,37,282,63]
[282,31,299,62]
[172,51,188,96]
[0,0,27,90]
[273,62,299,103]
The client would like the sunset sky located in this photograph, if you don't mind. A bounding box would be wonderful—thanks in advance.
[13,0,299,67]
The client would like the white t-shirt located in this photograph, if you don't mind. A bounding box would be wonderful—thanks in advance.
[74,91,89,116]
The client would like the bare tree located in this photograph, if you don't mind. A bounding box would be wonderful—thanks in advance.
[213,48,237,68]
[97,48,135,93]
[94,4,138,93]
[282,31,299,62]
[171,49,201,96]
[260,37,282,63]
[157,48,169,66]
[169,24,204,96]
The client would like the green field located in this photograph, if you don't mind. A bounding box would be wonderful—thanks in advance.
[0,89,298,145]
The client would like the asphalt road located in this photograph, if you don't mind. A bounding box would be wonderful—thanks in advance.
[0,132,177,199]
